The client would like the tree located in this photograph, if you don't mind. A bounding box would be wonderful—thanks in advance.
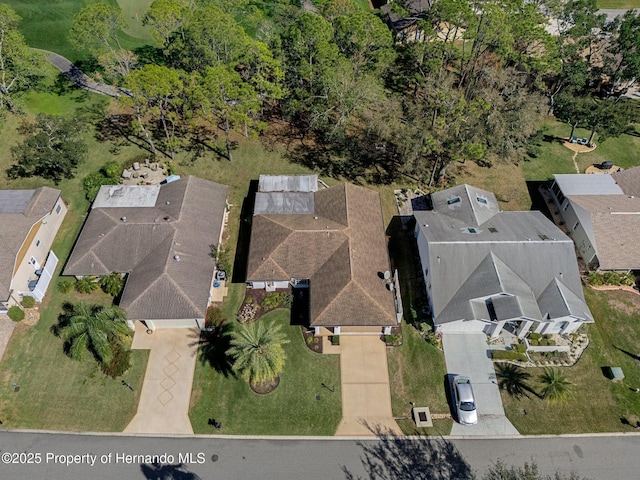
[229,320,290,386]
[6,114,88,184]
[69,3,136,81]
[495,363,534,398]
[610,11,640,83]
[143,0,190,48]
[74,276,99,294]
[0,5,45,115]
[99,273,125,297]
[539,367,573,403]
[57,302,132,365]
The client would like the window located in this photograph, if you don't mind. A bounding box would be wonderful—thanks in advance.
[466,227,479,234]
[56,204,61,214]
[424,268,429,277]
[447,196,461,205]
[476,196,488,205]
[573,221,580,231]
[35,239,40,247]
[563,202,569,212]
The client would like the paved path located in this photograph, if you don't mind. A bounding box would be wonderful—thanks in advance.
[443,333,519,436]
[599,8,640,24]
[124,328,198,435]
[39,50,122,98]
[334,335,401,436]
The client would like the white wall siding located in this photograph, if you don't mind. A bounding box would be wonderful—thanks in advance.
[144,319,201,329]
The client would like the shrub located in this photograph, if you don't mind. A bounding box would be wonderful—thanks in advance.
[529,339,539,346]
[99,273,124,297]
[8,306,25,322]
[20,296,35,308]
[529,332,542,341]
[101,160,121,179]
[283,293,293,309]
[603,271,621,285]
[75,276,99,294]
[491,350,527,361]
[57,279,75,294]
[418,322,439,347]
[330,335,340,345]
[587,271,604,286]
[384,334,402,345]
[82,171,118,202]
[99,342,131,378]
[306,336,314,345]
[512,343,527,353]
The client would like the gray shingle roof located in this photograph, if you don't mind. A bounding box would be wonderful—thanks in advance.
[612,166,640,196]
[416,186,591,326]
[0,187,62,301]
[64,176,228,321]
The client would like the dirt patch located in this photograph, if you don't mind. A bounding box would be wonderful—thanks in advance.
[250,376,280,394]
[606,291,640,315]
[302,328,322,354]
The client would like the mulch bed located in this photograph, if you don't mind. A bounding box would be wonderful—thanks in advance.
[302,328,322,353]
[250,376,280,394]
[238,288,290,323]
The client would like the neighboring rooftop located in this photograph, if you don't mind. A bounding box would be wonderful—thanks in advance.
[247,181,396,327]
[415,185,592,325]
[64,176,228,321]
[0,187,62,300]
[553,174,624,196]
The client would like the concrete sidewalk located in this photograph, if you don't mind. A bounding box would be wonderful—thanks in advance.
[443,333,519,436]
[334,335,401,436]
[125,328,199,435]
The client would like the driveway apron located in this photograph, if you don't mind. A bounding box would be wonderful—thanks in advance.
[442,333,519,436]
[125,328,198,435]
[334,335,402,436]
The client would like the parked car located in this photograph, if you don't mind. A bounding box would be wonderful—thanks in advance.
[452,375,478,425]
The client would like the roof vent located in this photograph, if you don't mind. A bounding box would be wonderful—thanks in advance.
[166,201,170,205]
[120,216,127,222]
[164,216,170,221]
[314,216,318,220]
[174,255,180,261]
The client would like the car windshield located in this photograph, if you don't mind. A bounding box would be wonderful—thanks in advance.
[459,401,476,412]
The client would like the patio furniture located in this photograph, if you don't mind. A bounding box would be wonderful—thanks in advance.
[570,137,578,143]
[133,162,140,170]
[121,169,131,179]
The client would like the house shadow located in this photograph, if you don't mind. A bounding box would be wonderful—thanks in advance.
[444,374,457,420]
[525,180,551,217]
[341,422,473,480]
[231,179,258,283]
[290,286,310,326]
[140,462,201,480]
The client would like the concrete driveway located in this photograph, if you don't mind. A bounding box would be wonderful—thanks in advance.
[124,328,198,435]
[334,335,402,436]
[442,333,519,436]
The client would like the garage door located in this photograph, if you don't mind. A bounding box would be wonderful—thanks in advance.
[145,319,201,329]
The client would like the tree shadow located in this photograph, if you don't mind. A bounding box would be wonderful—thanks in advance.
[140,462,201,480]
[342,422,474,480]
[613,344,640,362]
[188,324,235,377]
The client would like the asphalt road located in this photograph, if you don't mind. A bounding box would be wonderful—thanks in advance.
[1,431,639,480]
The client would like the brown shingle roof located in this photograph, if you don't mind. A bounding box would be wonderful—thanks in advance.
[64,176,228,320]
[247,182,396,327]
[0,187,62,301]
[612,166,640,197]
[569,194,640,270]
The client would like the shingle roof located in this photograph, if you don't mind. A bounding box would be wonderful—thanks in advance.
[64,176,228,320]
[612,166,640,196]
[247,182,396,327]
[415,185,591,326]
[0,187,62,301]
[568,194,640,270]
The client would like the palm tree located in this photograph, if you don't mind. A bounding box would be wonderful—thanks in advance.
[229,321,290,387]
[495,363,533,398]
[58,302,132,364]
[99,272,125,297]
[539,367,573,403]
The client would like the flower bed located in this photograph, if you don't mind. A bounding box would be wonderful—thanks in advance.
[237,289,292,324]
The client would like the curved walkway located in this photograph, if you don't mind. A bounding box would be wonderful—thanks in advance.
[38,49,122,98]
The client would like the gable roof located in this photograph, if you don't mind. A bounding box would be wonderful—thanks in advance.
[0,187,62,301]
[64,176,228,320]
[247,181,396,327]
[415,185,591,326]
[554,167,640,270]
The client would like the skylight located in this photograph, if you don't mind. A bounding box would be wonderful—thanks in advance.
[476,196,488,205]
[447,196,461,205]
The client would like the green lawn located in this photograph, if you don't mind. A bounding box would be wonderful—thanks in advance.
[189,309,342,435]
[596,0,640,8]
[501,288,640,434]
[4,0,152,61]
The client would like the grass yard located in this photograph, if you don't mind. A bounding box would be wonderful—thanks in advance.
[501,288,640,434]
[189,309,342,435]
[596,0,640,8]
[4,0,152,61]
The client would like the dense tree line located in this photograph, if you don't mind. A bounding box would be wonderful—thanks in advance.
[2,0,639,184]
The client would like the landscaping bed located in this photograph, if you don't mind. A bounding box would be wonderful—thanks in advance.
[237,289,292,324]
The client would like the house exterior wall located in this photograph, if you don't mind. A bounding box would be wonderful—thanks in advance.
[247,280,289,290]
[145,318,202,329]
[560,202,597,266]
[8,197,67,306]
[414,225,434,316]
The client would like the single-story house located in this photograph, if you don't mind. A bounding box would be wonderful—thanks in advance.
[246,175,402,335]
[64,176,228,330]
[0,187,67,313]
[549,167,640,270]
[414,184,593,338]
